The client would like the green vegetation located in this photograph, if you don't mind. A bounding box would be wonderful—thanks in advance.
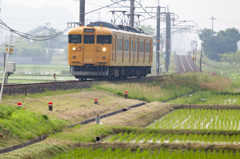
[2,88,87,100]
[94,73,231,102]
[105,132,240,144]
[50,125,113,143]
[220,51,240,67]
[168,91,240,105]
[198,28,240,61]
[52,148,239,159]
[0,104,66,148]
[148,109,240,130]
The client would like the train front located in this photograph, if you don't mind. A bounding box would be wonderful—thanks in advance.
[68,26,112,80]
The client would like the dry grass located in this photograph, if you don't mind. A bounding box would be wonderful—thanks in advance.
[1,90,142,124]
[92,102,173,127]
[95,73,232,103]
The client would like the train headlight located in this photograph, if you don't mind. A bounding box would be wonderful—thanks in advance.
[102,47,106,52]
[73,47,76,51]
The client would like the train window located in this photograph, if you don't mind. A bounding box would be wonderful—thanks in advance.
[97,35,112,44]
[145,42,150,53]
[84,35,95,44]
[139,41,144,53]
[124,40,129,52]
[117,38,122,51]
[68,35,82,43]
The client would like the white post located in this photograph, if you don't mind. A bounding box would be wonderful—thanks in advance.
[0,33,12,102]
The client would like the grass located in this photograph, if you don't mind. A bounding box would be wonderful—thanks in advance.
[1,89,142,124]
[168,91,240,105]
[94,73,231,103]
[52,148,239,159]
[0,104,66,149]
[50,124,114,143]
[148,109,240,130]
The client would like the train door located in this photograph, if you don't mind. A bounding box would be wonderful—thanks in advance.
[114,35,117,63]
[83,33,96,63]
[129,38,132,63]
[137,39,139,63]
[143,40,146,63]
[122,37,124,63]
[150,40,153,63]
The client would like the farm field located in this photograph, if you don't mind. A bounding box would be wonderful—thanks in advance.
[52,148,239,159]
[5,75,76,83]
[1,72,240,158]
[148,109,240,130]
[104,132,240,144]
[168,91,240,105]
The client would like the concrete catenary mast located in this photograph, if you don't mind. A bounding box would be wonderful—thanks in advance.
[80,0,85,25]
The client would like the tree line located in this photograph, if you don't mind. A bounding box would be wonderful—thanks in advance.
[198,28,240,65]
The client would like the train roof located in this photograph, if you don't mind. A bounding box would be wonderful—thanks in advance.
[87,21,147,35]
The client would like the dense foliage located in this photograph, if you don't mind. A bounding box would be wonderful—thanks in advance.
[198,28,240,61]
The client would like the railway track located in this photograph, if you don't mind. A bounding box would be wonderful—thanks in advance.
[2,54,195,90]
[0,73,178,89]
[177,55,197,73]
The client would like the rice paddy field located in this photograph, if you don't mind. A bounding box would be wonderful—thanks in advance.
[104,132,240,144]
[148,109,240,130]
[0,64,74,83]
[2,71,240,158]
[53,148,240,159]
[168,91,240,105]
[3,75,76,83]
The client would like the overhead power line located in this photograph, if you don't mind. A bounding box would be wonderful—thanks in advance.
[0,19,68,41]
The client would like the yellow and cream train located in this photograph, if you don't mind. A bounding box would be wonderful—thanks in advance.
[68,22,153,80]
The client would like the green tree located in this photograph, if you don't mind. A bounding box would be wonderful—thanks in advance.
[198,28,214,41]
[36,23,67,60]
[12,38,46,58]
[199,28,240,61]
[219,51,240,67]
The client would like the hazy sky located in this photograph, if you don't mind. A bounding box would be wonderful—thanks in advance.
[2,0,240,32]
[1,0,240,53]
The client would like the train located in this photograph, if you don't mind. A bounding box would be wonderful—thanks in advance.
[68,21,153,80]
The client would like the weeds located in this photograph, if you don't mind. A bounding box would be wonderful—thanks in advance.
[94,73,231,102]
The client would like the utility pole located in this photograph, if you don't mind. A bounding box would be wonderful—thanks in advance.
[209,15,216,36]
[80,0,85,25]
[130,0,134,27]
[165,12,171,72]
[156,5,160,75]
[200,43,202,72]
[0,33,12,102]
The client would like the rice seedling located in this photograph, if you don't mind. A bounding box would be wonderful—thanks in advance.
[149,109,240,130]
[52,148,240,159]
[103,132,240,144]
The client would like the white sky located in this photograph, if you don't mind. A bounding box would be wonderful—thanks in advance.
[3,0,240,31]
[2,0,240,53]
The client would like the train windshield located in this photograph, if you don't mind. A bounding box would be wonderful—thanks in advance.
[84,35,95,44]
[97,35,112,44]
[68,35,82,43]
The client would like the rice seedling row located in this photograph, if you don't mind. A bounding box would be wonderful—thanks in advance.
[148,109,240,130]
[104,132,240,144]
[52,148,240,159]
